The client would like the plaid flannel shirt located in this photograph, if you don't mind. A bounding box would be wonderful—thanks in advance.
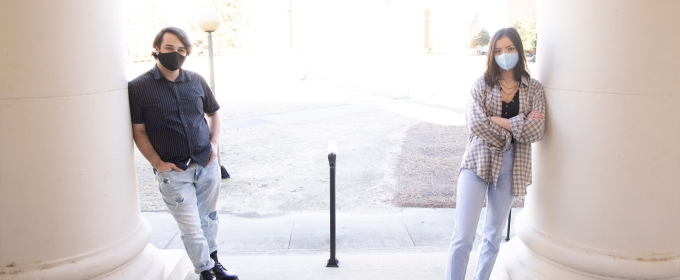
[460,75,546,196]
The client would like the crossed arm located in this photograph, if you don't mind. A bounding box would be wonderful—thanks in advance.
[489,111,544,131]
[467,80,546,146]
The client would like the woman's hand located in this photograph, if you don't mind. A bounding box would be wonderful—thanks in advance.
[528,111,545,120]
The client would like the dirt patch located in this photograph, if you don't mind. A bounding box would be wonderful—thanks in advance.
[393,122,524,208]
[135,102,525,213]
[135,103,421,213]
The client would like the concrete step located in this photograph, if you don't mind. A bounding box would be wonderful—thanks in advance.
[157,249,193,280]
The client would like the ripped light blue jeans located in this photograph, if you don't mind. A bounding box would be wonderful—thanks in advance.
[446,145,515,280]
[156,158,220,273]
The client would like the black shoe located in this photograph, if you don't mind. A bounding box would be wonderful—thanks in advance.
[200,270,215,280]
[221,165,230,179]
[211,251,239,280]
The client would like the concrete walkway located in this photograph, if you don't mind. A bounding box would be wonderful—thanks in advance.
[143,207,522,280]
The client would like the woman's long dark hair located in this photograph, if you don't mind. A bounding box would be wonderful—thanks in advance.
[483,27,530,88]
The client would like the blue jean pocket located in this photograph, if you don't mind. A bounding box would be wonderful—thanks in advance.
[156,171,176,190]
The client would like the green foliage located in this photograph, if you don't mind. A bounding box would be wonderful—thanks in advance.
[468,12,479,40]
[470,28,490,47]
[123,0,250,63]
[123,0,172,63]
[188,0,251,54]
[513,17,537,51]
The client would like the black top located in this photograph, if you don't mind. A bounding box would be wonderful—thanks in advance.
[501,90,519,119]
[502,90,520,143]
[128,66,220,170]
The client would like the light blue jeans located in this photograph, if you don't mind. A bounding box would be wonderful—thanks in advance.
[156,158,220,273]
[446,145,515,280]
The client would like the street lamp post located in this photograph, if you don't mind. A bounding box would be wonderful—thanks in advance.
[197,9,225,176]
[326,141,339,268]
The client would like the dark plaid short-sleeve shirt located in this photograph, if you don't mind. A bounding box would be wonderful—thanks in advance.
[128,65,220,170]
[461,76,546,196]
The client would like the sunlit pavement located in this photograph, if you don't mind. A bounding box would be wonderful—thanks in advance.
[144,207,522,280]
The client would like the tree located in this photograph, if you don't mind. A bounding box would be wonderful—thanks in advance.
[123,0,250,63]
[470,28,490,48]
[468,12,479,42]
[514,17,537,52]
[123,0,173,63]
[187,0,251,55]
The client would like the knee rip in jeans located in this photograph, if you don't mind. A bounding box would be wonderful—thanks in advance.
[206,211,219,225]
[175,197,185,203]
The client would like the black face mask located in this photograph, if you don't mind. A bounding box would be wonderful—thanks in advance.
[156,51,186,71]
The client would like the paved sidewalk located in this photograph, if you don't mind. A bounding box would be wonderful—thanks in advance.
[143,207,522,279]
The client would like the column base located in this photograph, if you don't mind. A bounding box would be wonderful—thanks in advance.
[159,249,194,280]
[0,244,191,280]
[492,238,604,280]
[492,213,680,280]
[83,246,193,280]
[96,244,165,280]
[0,217,193,280]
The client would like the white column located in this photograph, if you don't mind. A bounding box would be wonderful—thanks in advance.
[0,1,186,279]
[494,0,680,279]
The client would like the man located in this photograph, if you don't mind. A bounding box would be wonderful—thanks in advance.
[128,27,238,280]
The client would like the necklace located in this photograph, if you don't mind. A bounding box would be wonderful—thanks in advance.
[500,80,518,96]
[501,87,517,96]
[500,80,518,89]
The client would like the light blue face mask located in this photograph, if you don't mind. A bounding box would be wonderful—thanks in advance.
[495,52,519,71]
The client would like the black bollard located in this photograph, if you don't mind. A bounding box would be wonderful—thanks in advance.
[505,208,512,242]
[326,141,339,267]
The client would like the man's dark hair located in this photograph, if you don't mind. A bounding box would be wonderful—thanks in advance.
[151,27,193,58]
[483,27,530,87]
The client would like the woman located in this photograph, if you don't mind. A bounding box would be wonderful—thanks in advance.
[446,27,545,280]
